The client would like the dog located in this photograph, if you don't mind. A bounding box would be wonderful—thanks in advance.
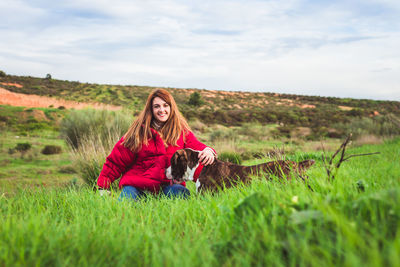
[166,148,315,192]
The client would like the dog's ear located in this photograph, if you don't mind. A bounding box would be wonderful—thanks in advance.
[187,149,200,168]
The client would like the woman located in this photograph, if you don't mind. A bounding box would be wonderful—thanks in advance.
[97,89,216,200]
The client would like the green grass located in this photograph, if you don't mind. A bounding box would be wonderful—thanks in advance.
[0,138,399,266]
[3,73,400,139]
[0,105,67,135]
[0,131,79,194]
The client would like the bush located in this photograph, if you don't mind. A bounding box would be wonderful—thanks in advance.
[271,125,293,139]
[236,123,270,141]
[60,109,131,149]
[62,110,130,187]
[188,92,204,106]
[58,165,77,174]
[0,70,6,77]
[240,151,265,161]
[333,114,400,138]
[15,143,32,152]
[17,122,52,131]
[218,151,242,164]
[70,131,121,187]
[189,119,208,133]
[41,145,62,155]
[210,129,235,142]
[14,142,32,158]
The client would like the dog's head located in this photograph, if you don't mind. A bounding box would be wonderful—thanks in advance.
[166,149,200,182]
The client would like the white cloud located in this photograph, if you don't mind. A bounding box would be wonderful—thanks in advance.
[0,0,399,100]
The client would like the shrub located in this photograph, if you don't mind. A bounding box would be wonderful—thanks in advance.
[14,142,32,158]
[15,143,32,152]
[271,125,293,139]
[17,122,52,131]
[188,92,204,106]
[218,151,242,164]
[60,109,131,149]
[209,128,238,143]
[61,109,132,187]
[0,115,8,122]
[41,145,62,155]
[70,130,121,187]
[189,119,208,133]
[58,165,77,174]
[60,111,128,187]
[333,114,400,138]
[236,123,270,141]
[0,70,6,77]
[240,151,265,160]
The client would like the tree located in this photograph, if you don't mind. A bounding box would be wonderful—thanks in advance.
[45,73,52,80]
[15,142,32,158]
[188,92,204,106]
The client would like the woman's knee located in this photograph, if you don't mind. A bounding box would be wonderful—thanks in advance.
[119,186,144,201]
[163,184,190,199]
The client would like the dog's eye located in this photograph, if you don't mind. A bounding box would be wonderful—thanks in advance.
[180,153,187,162]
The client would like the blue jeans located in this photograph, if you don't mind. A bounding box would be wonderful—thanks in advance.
[118,184,190,201]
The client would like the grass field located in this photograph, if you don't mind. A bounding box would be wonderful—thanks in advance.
[1,137,399,266]
[0,130,79,195]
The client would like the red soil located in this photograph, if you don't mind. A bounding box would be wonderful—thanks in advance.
[0,87,122,110]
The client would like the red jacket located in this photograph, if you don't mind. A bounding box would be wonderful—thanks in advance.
[97,129,210,193]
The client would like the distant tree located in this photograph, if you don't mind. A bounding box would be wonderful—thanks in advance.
[41,145,62,155]
[45,73,52,80]
[188,92,204,106]
[15,142,32,158]
[0,70,6,78]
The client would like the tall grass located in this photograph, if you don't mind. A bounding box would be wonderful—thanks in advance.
[1,138,399,266]
[69,129,122,187]
[334,114,400,139]
[60,108,131,149]
[60,109,132,186]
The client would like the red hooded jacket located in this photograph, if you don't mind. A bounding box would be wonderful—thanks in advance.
[97,129,210,193]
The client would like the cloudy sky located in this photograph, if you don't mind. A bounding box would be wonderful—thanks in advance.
[1,0,399,100]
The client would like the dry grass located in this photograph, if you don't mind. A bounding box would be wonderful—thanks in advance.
[211,139,242,154]
[188,119,208,133]
[306,140,342,152]
[354,135,384,146]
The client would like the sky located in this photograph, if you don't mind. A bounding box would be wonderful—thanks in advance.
[1,0,399,101]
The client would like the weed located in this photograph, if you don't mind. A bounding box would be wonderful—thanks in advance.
[41,145,62,155]
[218,151,242,164]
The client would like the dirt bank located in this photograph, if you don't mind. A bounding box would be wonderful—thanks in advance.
[0,87,122,110]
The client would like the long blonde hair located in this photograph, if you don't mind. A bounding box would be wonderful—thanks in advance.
[122,89,191,152]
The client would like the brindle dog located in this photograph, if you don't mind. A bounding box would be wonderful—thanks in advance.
[165,148,315,192]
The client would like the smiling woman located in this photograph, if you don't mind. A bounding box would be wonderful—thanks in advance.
[97,89,216,201]
[152,96,170,123]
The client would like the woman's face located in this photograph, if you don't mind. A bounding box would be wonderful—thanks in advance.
[152,96,171,123]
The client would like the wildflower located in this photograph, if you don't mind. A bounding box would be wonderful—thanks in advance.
[291,195,299,204]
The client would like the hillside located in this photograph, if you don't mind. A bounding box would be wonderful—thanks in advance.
[1,72,400,139]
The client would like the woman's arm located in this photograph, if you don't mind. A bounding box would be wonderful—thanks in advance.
[184,131,217,165]
[97,138,136,189]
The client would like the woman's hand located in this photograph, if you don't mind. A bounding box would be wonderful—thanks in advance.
[98,189,111,196]
[198,147,215,166]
